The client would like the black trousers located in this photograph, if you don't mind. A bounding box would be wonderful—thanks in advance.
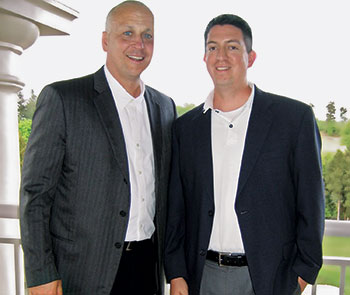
[110,239,157,295]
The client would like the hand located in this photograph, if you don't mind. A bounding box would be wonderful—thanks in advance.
[298,277,308,293]
[29,280,63,295]
[170,277,188,295]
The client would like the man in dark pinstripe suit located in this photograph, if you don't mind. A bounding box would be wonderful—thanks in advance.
[20,1,176,294]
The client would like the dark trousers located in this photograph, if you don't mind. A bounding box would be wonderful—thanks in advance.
[110,239,156,295]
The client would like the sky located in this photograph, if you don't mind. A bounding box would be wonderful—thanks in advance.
[20,0,350,121]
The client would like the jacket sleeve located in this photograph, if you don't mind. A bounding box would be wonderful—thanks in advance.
[292,106,325,284]
[164,123,189,282]
[20,85,66,287]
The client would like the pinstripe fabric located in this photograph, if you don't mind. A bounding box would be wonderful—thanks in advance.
[20,67,176,295]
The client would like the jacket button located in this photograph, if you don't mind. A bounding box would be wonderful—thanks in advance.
[208,210,214,217]
[240,210,249,215]
[120,210,126,217]
[123,178,128,185]
[114,242,122,249]
[199,249,206,256]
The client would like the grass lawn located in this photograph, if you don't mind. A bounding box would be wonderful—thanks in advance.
[316,236,350,294]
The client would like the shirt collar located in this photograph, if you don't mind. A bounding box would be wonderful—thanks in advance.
[203,82,255,113]
[104,65,145,110]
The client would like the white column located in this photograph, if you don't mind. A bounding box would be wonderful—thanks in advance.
[0,11,40,295]
[0,1,78,293]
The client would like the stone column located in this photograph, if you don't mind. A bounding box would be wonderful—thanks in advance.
[0,1,78,294]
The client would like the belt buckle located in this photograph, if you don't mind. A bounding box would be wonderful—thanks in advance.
[218,252,224,266]
[125,242,132,251]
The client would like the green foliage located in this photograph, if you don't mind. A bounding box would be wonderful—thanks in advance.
[317,119,346,137]
[18,119,32,168]
[176,103,196,117]
[323,150,350,220]
[341,121,350,150]
[18,89,37,120]
[340,107,348,122]
[326,101,336,121]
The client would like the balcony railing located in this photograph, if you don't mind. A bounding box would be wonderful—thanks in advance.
[310,220,350,295]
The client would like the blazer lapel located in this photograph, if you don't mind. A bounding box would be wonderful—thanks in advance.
[237,87,273,197]
[144,87,162,185]
[92,67,129,180]
[192,106,215,199]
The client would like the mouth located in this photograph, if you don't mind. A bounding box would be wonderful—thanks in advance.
[216,66,229,71]
[127,55,145,62]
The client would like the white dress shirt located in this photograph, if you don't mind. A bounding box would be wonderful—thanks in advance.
[204,83,255,253]
[104,66,155,242]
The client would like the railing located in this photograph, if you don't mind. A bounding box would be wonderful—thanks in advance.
[310,220,350,295]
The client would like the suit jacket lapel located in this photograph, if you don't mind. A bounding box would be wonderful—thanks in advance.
[144,87,162,185]
[237,87,273,197]
[192,106,215,199]
[92,67,129,180]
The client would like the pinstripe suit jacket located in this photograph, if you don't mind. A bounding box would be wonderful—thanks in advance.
[20,67,176,294]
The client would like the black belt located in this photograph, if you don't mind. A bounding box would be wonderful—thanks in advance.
[123,239,152,251]
[206,250,247,267]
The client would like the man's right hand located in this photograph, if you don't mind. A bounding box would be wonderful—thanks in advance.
[29,280,63,295]
[170,277,188,295]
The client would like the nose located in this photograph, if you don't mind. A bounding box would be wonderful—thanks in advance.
[133,35,145,49]
[216,47,227,60]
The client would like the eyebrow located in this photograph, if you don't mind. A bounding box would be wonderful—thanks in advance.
[206,39,241,46]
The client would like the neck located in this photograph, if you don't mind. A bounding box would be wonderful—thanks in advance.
[213,84,252,112]
[106,65,142,98]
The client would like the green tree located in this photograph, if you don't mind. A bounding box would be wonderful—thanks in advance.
[340,107,348,122]
[326,101,336,122]
[322,153,337,219]
[324,150,350,220]
[18,119,32,167]
[341,120,350,150]
[176,103,196,117]
[17,89,37,120]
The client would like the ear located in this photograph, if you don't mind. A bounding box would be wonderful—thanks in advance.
[102,31,108,52]
[247,50,256,68]
[203,51,207,63]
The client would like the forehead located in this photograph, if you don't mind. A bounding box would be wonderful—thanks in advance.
[110,5,154,29]
[207,24,244,42]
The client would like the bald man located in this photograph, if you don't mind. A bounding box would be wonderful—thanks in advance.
[20,1,176,294]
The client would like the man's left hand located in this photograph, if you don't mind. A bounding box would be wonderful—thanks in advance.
[298,277,308,293]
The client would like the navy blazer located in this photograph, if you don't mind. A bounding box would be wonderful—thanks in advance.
[164,86,324,295]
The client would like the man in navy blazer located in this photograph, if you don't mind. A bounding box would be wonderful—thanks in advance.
[20,1,176,295]
[164,14,324,295]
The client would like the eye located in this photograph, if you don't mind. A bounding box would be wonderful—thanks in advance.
[144,33,153,40]
[208,46,216,52]
[228,45,238,50]
[123,31,132,36]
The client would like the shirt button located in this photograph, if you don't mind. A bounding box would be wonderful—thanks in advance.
[138,171,142,175]
[120,211,126,217]
[229,124,234,128]
[114,242,122,249]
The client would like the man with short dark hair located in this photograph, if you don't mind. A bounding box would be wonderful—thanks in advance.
[164,14,324,295]
[20,1,176,294]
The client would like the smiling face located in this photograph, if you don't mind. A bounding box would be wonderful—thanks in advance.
[204,24,256,91]
[102,3,154,87]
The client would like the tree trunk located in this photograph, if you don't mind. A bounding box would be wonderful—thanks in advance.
[337,199,341,220]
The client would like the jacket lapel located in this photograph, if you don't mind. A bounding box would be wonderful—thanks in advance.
[144,87,162,185]
[237,87,273,197]
[92,67,129,180]
[192,106,215,199]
